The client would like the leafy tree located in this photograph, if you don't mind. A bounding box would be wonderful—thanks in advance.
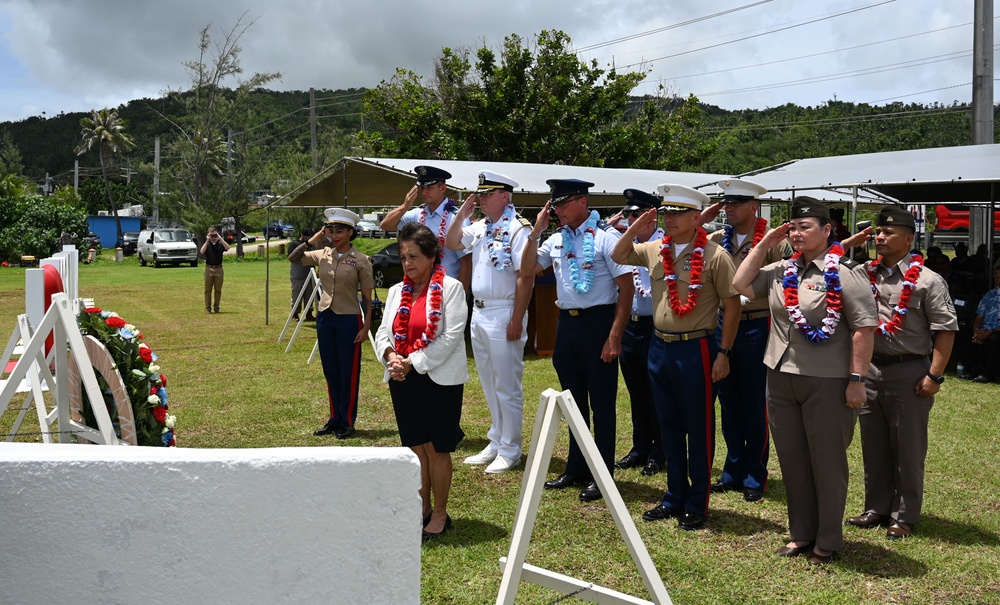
[74,108,136,245]
[0,176,87,261]
[359,30,714,169]
[159,15,280,249]
[0,129,24,177]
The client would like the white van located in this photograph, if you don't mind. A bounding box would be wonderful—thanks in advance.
[137,228,199,268]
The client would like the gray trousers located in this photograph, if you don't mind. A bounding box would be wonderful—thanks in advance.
[861,359,932,525]
[767,369,858,552]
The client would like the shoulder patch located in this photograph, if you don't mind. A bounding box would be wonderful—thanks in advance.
[516,216,531,228]
[596,220,617,233]
[840,257,860,269]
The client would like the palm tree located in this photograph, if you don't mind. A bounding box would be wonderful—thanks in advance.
[75,108,136,246]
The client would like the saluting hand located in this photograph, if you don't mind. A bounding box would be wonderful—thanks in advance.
[698,202,725,225]
[626,208,658,234]
[457,194,477,221]
[403,185,419,208]
[606,211,624,228]
[760,223,793,249]
[841,226,872,250]
[532,201,552,236]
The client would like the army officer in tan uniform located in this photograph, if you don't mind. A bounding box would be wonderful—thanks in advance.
[733,198,877,565]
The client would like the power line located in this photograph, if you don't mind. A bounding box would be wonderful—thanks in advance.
[573,1,773,54]
[618,0,897,70]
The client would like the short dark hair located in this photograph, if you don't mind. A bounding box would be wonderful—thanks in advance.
[398,223,441,263]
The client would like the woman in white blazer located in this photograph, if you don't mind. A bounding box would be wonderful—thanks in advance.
[374,223,469,542]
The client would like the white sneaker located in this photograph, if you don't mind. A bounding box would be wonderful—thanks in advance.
[485,455,522,474]
[463,447,497,465]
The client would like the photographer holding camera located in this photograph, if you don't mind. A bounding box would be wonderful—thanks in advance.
[201,226,230,314]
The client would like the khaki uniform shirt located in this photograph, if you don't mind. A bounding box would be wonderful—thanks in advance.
[626,236,738,333]
[868,254,958,356]
[751,249,877,377]
[292,244,374,315]
[709,228,792,313]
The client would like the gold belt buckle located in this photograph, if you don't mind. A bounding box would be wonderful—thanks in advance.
[568,309,580,317]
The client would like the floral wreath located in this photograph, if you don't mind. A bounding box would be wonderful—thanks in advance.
[722,218,769,255]
[867,253,923,335]
[632,228,664,298]
[486,203,516,271]
[782,243,845,343]
[563,210,599,293]
[79,307,176,446]
[392,264,446,356]
[660,227,709,317]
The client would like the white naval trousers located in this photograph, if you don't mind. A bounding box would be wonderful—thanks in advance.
[470,301,528,459]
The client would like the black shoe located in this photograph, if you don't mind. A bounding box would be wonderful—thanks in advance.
[313,424,336,436]
[304,313,316,322]
[973,374,993,383]
[334,426,356,440]
[421,515,452,542]
[744,488,764,502]
[710,481,739,494]
[579,482,602,502]
[677,512,706,531]
[614,453,643,470]
[641,459,662,476]
[544,473,586,490]
[642,504,681,522]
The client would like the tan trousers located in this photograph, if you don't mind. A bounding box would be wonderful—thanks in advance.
[204,265,224,312]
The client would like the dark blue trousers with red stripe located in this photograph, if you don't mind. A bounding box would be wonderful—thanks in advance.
[316,309,362,431]
[715,317,770,492]
[648,335,717,516]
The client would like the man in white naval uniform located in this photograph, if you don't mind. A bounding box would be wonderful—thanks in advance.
[445,170,534,473]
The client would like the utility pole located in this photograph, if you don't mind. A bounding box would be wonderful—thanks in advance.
[153,137,160,224]
[74,160,79,192]
[310,87,318,175]
[969,0,995,258]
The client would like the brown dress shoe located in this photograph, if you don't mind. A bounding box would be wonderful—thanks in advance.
[807,549,836,565]
[886,521,912,539]
[846,511,891,528]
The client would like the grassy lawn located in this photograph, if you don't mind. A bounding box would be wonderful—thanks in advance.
[1,249,998,605]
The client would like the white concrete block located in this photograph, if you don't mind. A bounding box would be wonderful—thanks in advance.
[0,443,422,604]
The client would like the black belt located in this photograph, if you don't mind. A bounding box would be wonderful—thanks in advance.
[206,264,222,267]
[630,314,653,323]
[871,353,926,366]
[561,304,615,317]
[654,328,711,343]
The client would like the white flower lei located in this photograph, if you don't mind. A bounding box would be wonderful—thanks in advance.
[632,228,664,298]
[486,203,516,271]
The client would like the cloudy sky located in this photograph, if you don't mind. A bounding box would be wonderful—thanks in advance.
[0,0,992,123]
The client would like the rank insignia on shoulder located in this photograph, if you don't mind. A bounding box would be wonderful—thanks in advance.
[517,216,532,228]
[840,257,859,269]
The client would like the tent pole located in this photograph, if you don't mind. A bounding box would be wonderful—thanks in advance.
[265,205,271,325]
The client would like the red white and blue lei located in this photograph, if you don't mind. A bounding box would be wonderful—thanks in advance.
[419,199,456,248]
[563,210,599,293]
[486,203,516,271]
[867,254,923,335]
[633,228,664,298]
[782,243,845,343]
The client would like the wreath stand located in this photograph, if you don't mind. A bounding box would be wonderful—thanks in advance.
[0,293,119,445]
[495,388,673,605]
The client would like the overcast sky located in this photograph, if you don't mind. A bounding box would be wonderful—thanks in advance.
[0,0,993,124]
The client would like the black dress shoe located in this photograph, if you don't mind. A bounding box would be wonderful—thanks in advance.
[677,512,706,531]
[776,541,815,557]
[743,488,764,502]
[807,549,837,565]
[334,426,356,439]
[641,460,662,476]
[710,481,739,494]
[579,482,602,502]
[973,374,993,383]
[313,424,336,436]
[642,504,681,522]
[422,514,452,542]
[614,454,643,470]
[544,473,586,490]
[845,511,891,528]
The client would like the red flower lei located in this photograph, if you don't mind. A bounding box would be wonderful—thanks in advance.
[659,227,709,317]
[867,254,923,335]
[392,265,446,356]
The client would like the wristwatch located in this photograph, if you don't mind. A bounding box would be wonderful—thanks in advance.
[926,372,945,385]
[848,373,863,383]
[718,347,733,358]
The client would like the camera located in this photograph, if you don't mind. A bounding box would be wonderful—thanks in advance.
[856,220,872,231]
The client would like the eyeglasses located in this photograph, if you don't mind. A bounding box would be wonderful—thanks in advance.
[624,209,647,219]
[551,195,583,208]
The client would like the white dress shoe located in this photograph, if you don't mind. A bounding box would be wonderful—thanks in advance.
[485,455,521,474]
[463,446,497,465]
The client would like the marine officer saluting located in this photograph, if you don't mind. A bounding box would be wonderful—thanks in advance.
[612,184,740,531]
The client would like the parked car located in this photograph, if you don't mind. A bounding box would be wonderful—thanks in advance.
[80,232,102,252]
[120,232,140,255]
[137,228,199,268]
[370,242,403,288]
[355,219,380,237]
[224,230,255,244]
[262,221,294,239]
